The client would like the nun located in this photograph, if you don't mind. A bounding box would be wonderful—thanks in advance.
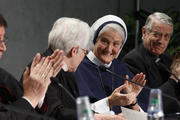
[74,15,148,114]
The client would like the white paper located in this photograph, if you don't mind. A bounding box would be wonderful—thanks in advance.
[121,107,147,120]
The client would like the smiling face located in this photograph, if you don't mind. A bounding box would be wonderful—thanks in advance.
[142,20,173,56]
[0,26,6,59]
[93,28,123,64]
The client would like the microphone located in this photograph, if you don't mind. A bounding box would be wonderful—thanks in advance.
[155,61,180,82]
[99,65,151,90]
[51,78,76,102]
[99,65,180,110]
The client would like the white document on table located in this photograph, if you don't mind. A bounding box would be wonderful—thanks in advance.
[121,106,147,120]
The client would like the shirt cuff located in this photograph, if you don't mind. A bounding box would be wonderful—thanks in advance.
[22,96,34,108]
[22,96,45,108]
[37,96,45,108]
[139,106,144,112]
[91,97,114,115]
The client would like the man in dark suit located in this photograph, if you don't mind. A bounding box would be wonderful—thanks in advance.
[122,12,180,114]
[0,13,64,120]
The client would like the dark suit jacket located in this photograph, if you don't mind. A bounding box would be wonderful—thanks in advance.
[45,72,78,120]
[0,67,54,120]
[122,44,180,114]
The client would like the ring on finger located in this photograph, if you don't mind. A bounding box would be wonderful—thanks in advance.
[42,73,46,78]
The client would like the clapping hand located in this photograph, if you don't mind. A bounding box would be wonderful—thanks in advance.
[124,73,146,97]
[108,84,137,107]
[49,49,64,77]
[22,49,64,108]
[30,49,64,77]
[23,54,54,108]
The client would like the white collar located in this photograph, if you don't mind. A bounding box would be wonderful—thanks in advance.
[62,61,68,72]
[86,51,112,68]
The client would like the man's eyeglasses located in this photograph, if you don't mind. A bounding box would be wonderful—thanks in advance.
[0,36,8,45]
[81,48,88,55]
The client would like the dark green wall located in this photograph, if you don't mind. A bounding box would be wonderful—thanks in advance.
[0,0,179,80]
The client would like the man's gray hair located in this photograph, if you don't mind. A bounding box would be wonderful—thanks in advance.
[48,17,92,54]
[144,12,173,32]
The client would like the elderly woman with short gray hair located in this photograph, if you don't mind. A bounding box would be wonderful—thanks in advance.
[74,15,148,114]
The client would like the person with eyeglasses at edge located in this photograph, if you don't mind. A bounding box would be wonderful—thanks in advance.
[0,13,64,120]
[122,12,180,114]
[0,35,7,48]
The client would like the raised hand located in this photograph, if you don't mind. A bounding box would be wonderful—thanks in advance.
[124,73,146,97]
[49,49,64,77]
[108,84,137,107]
[22,54,54,108]
[30,49,64,78]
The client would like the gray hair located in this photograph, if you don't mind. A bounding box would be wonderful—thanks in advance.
[144,12,173,33]
[48,17,92,54]
[98,23,125,41]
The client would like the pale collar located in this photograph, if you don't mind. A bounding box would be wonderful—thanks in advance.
[86,51,112,68]
[62,61,68,72]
